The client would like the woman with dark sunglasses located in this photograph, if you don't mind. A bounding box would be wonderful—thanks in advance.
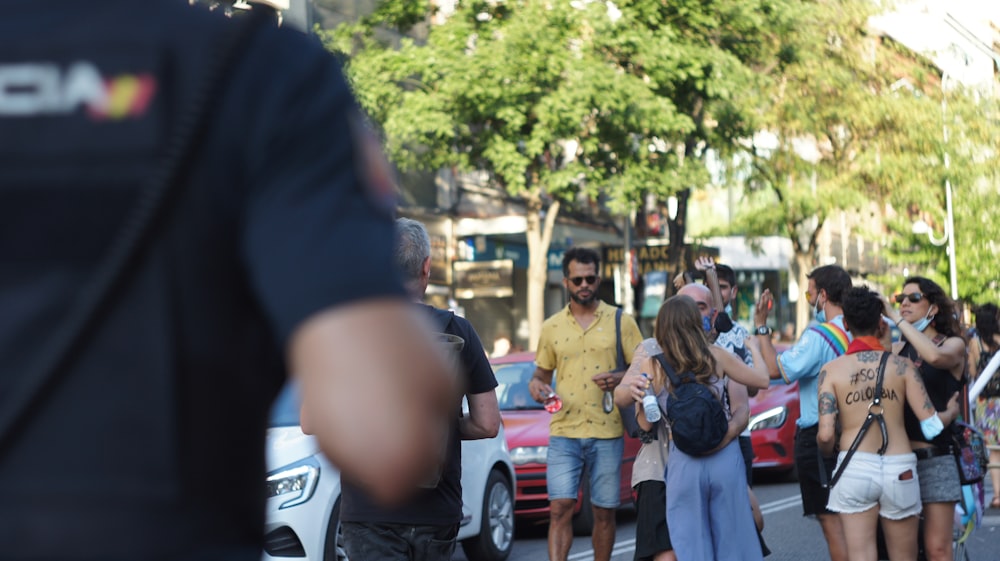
[881,276,964,561]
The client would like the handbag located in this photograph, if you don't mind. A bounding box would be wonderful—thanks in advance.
[952,421,989,486]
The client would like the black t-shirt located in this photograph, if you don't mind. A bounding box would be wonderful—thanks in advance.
[0,2,403,558]
[900,339,963,449]
[340,304,498,526]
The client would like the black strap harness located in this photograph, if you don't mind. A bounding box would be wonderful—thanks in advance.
[823,351,891,489]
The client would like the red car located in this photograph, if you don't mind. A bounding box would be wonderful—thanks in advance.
[747,343,800,475]
[490,352,641,535]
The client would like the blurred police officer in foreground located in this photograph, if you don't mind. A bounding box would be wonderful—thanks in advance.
[0,1,456,558]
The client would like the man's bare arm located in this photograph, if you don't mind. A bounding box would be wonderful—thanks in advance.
[615,342,653,407]
[528,366,555,403]
[712,342,769,391]
[752,289,781,380]
[290,299,458,505]
[461,391,501,440]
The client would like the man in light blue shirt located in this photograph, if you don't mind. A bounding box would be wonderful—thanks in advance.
[754,264,853,561]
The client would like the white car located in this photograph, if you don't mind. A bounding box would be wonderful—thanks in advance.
[262,384,516,561]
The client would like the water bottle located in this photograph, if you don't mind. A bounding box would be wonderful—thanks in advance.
[642,373,661,423]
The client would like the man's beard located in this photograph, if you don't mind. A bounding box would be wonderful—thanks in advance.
[570,290,597,306]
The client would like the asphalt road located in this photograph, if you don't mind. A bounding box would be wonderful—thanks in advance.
[455,472,1000,560]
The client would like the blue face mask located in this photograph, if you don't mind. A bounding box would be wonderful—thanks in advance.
[724,304,733,316]
[911,311,933,332]
[814,298,826,323]
[702,315,713,333]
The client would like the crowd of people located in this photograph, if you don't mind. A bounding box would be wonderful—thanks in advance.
[606,264,1000,561]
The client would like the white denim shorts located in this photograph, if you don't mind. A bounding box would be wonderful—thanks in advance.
[827,451,921,520]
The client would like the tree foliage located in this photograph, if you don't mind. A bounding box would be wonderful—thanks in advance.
[325,0,796,345]
[712,0,999,327]
[324,0,1000,339]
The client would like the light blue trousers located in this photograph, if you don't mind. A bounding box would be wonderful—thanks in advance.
[665,439,763,561]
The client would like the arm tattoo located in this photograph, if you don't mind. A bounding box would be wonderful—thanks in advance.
[818,392,839,416]
[907,363,936,412]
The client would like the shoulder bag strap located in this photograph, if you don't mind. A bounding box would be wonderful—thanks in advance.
[654,353,680,389]
[0,15,267,457]
[615,308,625,371]
[823,352,891,489]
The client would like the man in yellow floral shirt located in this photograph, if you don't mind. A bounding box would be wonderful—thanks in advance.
[528,247,643,561]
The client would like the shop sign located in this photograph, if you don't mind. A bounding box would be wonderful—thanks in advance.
[453,260,514,299]
[602,244,718,279]
[603,245,672,278]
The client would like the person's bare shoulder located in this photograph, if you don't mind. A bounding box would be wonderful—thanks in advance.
[889,353,916,376]
[819,353,852,383]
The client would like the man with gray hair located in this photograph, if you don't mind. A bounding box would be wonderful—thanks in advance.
[340,217,501,561]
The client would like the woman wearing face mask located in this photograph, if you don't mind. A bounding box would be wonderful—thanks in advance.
[882,276,964,561]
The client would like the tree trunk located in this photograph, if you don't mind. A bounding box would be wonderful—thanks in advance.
[793,251,813,339]
[665,188,691,296]
[525,198,560,351]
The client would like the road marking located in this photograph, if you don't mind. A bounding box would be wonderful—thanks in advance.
[568,539,636,560]
[760,495,802,515]
[566,496,801,559]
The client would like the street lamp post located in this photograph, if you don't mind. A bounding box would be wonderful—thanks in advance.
[912,72,959,302]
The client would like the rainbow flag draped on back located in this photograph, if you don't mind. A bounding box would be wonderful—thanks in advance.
[809,322,849,357]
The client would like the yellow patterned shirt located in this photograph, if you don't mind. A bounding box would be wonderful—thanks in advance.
[535,300,643,439]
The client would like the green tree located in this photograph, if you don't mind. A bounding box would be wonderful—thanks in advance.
[878,85,1000,307]
[326,0,797,345]
[719,0,992,332]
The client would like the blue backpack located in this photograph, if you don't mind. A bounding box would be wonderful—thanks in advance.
[654,353,728,456]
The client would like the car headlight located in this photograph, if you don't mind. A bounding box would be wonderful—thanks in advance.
[510,446,548,465]
[749,406,787,432]
[265,458,320,509]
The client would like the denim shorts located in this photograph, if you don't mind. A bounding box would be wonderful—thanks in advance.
[826,451,921,520]
[547,436,624,508]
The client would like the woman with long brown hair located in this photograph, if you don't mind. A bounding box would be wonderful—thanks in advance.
[635,295,767,561]
[882,276,964,561]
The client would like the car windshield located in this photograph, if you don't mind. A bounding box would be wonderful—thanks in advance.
[269,383,301,428]
[493,360,545,411]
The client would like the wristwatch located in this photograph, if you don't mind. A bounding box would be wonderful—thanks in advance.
[755,325,773,336]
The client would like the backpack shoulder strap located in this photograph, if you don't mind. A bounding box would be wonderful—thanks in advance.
[653,353,683,388]
[614,308,625,371]
[809,321,850,357]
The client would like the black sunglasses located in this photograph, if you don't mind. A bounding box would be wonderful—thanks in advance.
[895,293,925,304]
[568,275,598,287]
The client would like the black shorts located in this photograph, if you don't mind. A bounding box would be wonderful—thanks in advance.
[794,425,837,516]
[633,480,671,560]
[739,435,754,486]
